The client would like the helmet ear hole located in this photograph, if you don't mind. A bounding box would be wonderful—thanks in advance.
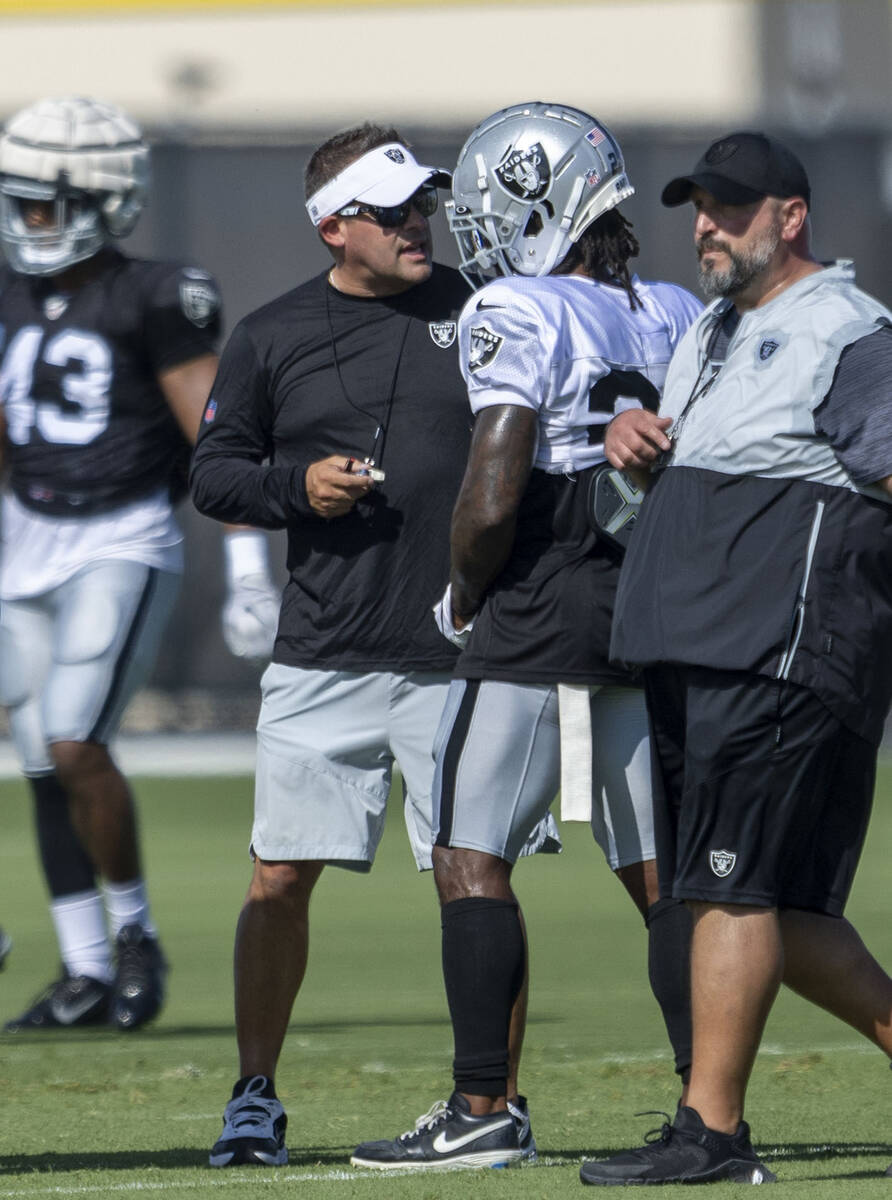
[100,190,140,238]
[523,210,543,239]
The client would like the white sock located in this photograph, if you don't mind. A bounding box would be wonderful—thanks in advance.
[102,879,156,940]
[50,889,114,984]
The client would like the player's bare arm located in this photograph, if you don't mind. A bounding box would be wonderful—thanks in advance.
[304,454,375,519]
[877,474,892,498]
[449,404,537,625]
[604,407,674,479]
[159,353,220,443]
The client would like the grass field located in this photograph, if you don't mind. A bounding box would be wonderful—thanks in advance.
[1,763,891,1197]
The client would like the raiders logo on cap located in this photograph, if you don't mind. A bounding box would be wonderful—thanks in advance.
[495,143,551,201]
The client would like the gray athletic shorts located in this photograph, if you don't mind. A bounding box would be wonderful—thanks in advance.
[253,664,454,871]
[0,560,180,776]
[433,678,654,869]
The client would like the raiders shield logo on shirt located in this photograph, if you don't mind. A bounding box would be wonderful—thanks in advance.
[429,321,457,349]
[468,324,504,373]
[495,142,551,200]
[179,270,220,328]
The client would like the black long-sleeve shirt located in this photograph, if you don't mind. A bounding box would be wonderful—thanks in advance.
[190,265,472,672]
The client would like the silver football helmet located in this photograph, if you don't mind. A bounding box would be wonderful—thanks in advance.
[0,96,150,276]
[447,101,634,285]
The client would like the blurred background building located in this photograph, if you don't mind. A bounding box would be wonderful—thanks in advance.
[1,0,890,728]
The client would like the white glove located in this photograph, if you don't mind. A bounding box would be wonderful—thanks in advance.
[433,584,475,650]
[222,532,280,661]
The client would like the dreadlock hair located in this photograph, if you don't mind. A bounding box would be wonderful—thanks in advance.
[552,206,642,311]
[304,122,404,201]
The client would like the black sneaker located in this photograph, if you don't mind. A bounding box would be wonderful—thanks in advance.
[507,1095,538,1164]
[579,1106,776,1185]
[0,928,11,970]
[209,1075,288,1167]
[110,925,167,1031]
[4,971,110,1031]
[351,1091,523,1171]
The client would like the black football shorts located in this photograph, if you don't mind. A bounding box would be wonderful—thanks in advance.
[644,665,876,916]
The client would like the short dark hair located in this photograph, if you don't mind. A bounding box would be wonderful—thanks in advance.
[552,207,641,310]
[304,122,405,201]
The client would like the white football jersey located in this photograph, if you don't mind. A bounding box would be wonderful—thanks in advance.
[458,273,702,472]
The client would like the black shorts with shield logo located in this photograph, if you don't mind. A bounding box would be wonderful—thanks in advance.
[644,665,876,916]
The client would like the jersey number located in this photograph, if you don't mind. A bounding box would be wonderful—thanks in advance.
[587,368,660,443]
[0,326,112,446]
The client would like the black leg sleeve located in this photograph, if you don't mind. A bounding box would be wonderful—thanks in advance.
[441,896,525,1098]
[645,897,692,1083]
[30,773,97,899]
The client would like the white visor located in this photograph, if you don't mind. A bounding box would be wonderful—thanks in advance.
[306,143,451,226]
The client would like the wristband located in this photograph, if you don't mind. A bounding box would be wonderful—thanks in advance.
[224,530,270,587]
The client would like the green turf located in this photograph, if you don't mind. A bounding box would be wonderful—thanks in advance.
[1,764,891,1196]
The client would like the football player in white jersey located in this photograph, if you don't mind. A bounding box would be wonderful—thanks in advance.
[0,96,278,1032]
[352,102,701,1170]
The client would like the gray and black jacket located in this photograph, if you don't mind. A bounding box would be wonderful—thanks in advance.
[611,261,892,745]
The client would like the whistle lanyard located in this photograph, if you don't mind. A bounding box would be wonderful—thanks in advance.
[325,281,413,471]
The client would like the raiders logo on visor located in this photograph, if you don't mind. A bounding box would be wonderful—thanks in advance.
[494,142,551,200]
[468,324,504,373]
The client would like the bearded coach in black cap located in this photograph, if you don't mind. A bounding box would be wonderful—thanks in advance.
[581,131,892,1186]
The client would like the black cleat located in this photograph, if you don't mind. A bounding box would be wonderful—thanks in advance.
[4,971,110,1031]
[580,1106,776,1185]
[111,925,167,1031]
[210,1075,287,1167]
[507,1095,538,1164]
[351,1091,523,1171]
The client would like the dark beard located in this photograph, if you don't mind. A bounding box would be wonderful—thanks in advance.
[697,227,780,300]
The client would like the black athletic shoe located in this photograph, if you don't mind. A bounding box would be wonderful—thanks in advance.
[507,1095,538,1164]
[351,1091,523,1171]
[209,1075,288,1167]
[110,925,167,1031]
[0,928,11,970]
[4,971,111,1031]
[579,1106,776,1186]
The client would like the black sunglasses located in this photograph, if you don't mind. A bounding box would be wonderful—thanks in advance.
[337,184,438,228]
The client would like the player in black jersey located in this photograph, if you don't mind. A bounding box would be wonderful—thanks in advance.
[193,122,555,1169]
[0,96,278,1033]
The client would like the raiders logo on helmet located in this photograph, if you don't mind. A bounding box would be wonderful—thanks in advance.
[468,324,503,373]
[429,320,457,349]
[179,270,220,328]
[494,142,551,201]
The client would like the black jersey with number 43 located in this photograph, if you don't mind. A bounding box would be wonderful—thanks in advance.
[0,249,221,517]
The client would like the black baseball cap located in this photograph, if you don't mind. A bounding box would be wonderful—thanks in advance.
[661,131,811,209]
